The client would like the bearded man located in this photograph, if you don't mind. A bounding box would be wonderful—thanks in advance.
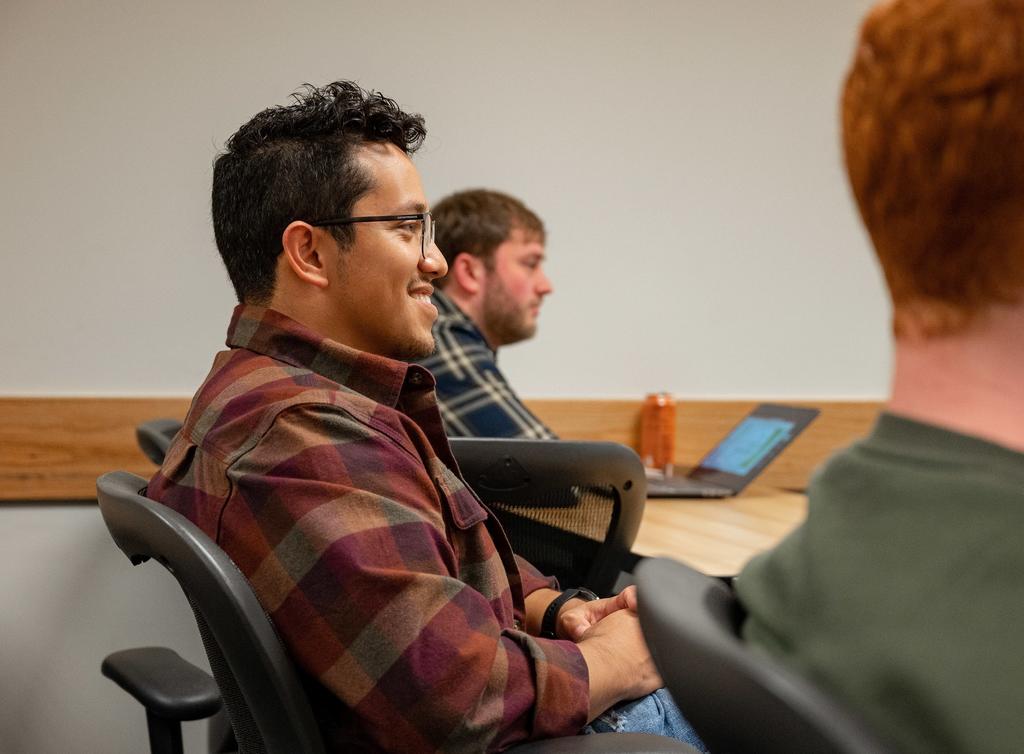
[417,189,558,439]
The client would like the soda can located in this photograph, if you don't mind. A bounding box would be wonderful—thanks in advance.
[640,392,676,474]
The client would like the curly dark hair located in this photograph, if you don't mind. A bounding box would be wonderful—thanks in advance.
[211,81,426,304]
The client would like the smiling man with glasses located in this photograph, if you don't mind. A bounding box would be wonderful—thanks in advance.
[145,81,700,753]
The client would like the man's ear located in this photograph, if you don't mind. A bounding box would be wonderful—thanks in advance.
[450,252,487,295]
[280,221,331,289]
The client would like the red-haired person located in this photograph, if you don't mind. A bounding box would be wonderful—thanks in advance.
[737,2,1024,751]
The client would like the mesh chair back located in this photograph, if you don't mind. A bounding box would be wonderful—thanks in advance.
[450,439,645,595]
[636,557,889,754]
[136,419,183,465]
[96,471,326,754]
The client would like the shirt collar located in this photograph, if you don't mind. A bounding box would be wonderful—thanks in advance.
[225,305,434,409]
[431,288,496,355]
[869,411,1024,477]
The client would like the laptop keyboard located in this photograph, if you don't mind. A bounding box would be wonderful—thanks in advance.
[645,475,733,498]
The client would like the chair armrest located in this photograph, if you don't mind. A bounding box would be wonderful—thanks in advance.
[102,647,221,721]
[509,732,699,753]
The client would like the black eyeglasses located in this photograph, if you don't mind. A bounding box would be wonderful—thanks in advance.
[310,212,435,259]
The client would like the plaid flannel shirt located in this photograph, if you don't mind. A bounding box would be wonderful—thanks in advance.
[147,306,589,752]
[416,290,557,440]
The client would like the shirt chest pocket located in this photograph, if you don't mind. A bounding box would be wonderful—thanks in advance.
[434,468,489,530]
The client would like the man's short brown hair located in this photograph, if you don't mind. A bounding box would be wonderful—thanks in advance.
[431,189,545,285]
[844,0,1024,336]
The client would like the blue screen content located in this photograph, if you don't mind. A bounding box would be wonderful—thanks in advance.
[700,417,796,476]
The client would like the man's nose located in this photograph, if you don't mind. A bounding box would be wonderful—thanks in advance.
[421,241,448,278]
[536,269,553,296]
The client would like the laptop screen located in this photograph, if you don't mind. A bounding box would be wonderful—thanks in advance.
[699,416,797,476]
[688,404,819,493]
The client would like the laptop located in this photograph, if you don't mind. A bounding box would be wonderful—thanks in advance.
[645,403,819,498]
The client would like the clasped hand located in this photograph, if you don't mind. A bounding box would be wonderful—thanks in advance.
[557,584,639,642]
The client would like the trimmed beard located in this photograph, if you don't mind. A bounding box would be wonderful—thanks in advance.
[481,277,537,348]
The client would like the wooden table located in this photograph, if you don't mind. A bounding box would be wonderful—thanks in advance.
[633,485,808,575]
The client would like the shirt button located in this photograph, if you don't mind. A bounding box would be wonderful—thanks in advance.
[408,372,423,385]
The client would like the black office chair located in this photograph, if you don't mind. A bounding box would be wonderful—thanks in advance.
[138,421,645,596]
[99,472,694,754]
[635,557,890,754]
[137,418,182,465]
[450,438,645,596]
[98,471,327,754]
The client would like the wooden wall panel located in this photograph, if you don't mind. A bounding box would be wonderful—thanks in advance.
[0,396,882,501]
[0,397,190,500]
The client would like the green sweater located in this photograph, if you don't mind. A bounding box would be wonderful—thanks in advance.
[736,412,1024,753]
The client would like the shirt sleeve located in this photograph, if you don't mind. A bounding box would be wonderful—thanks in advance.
[221,403,588,752]
[427,322,558,440]
[516,554,561,595]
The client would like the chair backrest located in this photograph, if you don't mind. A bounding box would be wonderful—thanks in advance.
[96,471,326,754]
[450,438,645,595]
[636,557,890,754]
[136,419,183,465]
[134,424,644,595]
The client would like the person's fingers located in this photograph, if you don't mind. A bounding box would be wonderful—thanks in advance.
[559,587,642,641]
[561,609,594,641]
[618,585,638,611]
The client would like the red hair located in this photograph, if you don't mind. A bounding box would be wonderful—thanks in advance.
[843,0,1024,336]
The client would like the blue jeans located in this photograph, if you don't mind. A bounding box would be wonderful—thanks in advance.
[583,688,707,752]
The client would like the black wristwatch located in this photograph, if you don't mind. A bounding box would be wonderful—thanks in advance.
[540,587,599,639]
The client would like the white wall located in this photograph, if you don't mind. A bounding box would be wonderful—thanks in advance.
[0,0,888,400]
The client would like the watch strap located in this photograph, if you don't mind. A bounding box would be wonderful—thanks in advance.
[540,587,598,639]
